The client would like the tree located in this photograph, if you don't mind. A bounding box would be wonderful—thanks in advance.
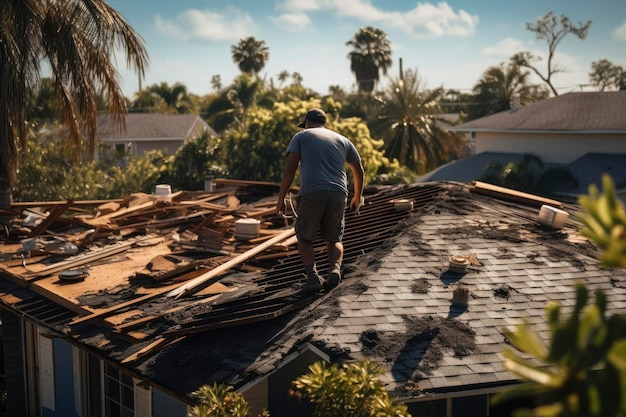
[589,59,625,92]
[477,153,578,197]
[231,36,270,79]
[169,130,225,191]
[130,82,196,114]
[467,62,549,121]
[277,70,290,88]
[368,68,451,174]
[492,283,626,417]
[188,383,268,417]
[291,359,410,417]
[211,74,222,92]
[511,11,591,96]
[346,27,393,94]
[0,0,148,209]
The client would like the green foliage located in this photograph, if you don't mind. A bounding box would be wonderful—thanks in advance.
[369,68,451,174]
[346,27,393,94]
[219,98,398,184]
[14,130,173,201]
[576,174,626,269]
[220,105,292,182]
[477,153,578,197]
[331,116,399,185]
[291,360,410,417]
[168,131,225,191]
[492,283,626,416]
[589,59,625,92]
[231,36,270,78]
[130,82,197,114]
[467,62,549,121]
[188,383,268,417]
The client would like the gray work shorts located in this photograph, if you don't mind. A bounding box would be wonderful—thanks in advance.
[295,191,347,242]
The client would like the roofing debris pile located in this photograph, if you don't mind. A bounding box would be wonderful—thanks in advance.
[0,180,443,364]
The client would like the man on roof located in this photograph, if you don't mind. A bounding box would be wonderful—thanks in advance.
[277,108,365,293]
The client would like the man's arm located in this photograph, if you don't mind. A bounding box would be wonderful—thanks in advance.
[277,152,300,215]
[347,160,365,210]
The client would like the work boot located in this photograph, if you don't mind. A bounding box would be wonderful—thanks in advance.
[324,266,341,292]
[301,273,324,293]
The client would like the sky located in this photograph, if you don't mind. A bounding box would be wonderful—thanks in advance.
[106,0,626,98]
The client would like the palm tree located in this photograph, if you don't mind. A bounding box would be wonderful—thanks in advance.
[467,62,548,121]
[230,36,269,79]
[0,0,148,209]
[130,82,195,114]
[368,69,451,174]
[277,70,290,87]
[346,27,392,94]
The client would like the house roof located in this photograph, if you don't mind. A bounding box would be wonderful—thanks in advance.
[417,152,560,183]
[417,152,626,200]
[97,113,217,141]
[452,91,626,133]
[1,180,625,402]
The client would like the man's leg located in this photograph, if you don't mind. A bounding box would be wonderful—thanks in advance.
[298,238,316,270]
[327,241,343,267]
[298,238,324,292]
[325,241,343,290]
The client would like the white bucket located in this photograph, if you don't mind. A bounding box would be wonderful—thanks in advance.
[155,184,172,200]
[538,205,569,229]
[235,218,261,241]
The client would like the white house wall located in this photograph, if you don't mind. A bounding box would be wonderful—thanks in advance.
[475,132,626,164]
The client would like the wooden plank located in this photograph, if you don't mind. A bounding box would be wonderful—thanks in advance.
[28,200,74,238]
[24,237,156,280]
[471,181,563,208]
[68,282,180,328]
[166,227,295,299]
[120,336,186,364]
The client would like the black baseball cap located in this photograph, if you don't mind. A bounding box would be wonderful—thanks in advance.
[298,108,327,128]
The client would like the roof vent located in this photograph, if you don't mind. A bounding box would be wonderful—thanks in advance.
[511,93,521,111]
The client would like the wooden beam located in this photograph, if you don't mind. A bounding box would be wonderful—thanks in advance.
[167,227,295,299]
[470,181,563,208]
[28,200,74,238]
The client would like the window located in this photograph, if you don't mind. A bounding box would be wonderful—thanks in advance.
[86,356,135,417]
[104,363,135,417]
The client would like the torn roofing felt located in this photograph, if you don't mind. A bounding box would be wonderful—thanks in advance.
[1,180,625,400]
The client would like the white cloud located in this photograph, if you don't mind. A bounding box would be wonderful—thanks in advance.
[276,0,478,38]
[154,7,255,41]
[482,38,526,58]
[614,21,626,40]
[271,13,312,31]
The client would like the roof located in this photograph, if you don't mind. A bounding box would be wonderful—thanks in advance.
[417,152,626,199]
[452,91,626,133]
[417,152,560,183]
[97,113,217,140]
[557,153,626,194]
[1,180,625,401]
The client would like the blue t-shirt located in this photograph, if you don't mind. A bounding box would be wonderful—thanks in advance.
[286,127,361,196]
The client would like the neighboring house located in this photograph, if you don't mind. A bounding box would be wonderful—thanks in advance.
[0,180,624,417]
[97,113,217,158]
[438,91,626,202]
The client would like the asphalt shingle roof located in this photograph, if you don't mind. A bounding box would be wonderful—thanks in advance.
[1,181,625,402]
[97,113,217,139]
[452,91,626,132]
